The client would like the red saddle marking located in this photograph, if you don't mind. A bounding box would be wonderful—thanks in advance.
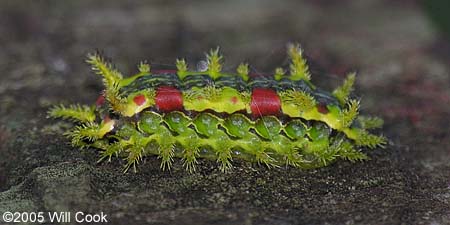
[250,88,281,117]
[155,86,183,112]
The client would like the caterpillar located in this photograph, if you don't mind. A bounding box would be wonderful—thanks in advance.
[48,44,386,173]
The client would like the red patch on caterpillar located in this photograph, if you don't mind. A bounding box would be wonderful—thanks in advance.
[133,94,147,106]
[231,96,238,104]
[96,95,105,107]
[156,86,183,112]
[251,88,281,117]
[317,103,329,114]
[103,115,111,123]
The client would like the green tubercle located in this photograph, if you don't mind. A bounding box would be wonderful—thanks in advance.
[102,111,341,172]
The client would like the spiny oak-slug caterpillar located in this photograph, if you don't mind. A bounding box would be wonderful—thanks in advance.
[48,44,386,173]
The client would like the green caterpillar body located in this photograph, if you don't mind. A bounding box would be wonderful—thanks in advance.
[49,44,386,172]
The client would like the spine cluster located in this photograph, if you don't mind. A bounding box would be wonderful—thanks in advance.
[49,44,386,172]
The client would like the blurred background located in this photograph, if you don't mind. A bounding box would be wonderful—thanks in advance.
[0,1,449,224]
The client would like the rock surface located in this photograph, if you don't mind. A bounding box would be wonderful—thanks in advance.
[0,1,449,224]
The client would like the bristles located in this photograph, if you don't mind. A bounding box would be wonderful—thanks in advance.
[176,58,188,80]
[236,63,249,81]
[216,147,233,172]
[206,47,223,79]
[274,67,285,81]
[48,104,96,123]
[125,145,145,173]
[357,116,384,129]
[280,90,316,112]
[98,141,127,163]
[335,140,368,162]
[255,150,278,169]
[284,149,305,168]
[138,61,151,73]
[86,53,123,89]
[288,43,311,81]
[341,99,360,128]
[86,53,125,114]
[185,85,221,102]
[158,144,175,171]
[333,72,356,106]
[313,143,338,167]
[182,147,200,173]
[65,122,102,147]
[355,130,387,148]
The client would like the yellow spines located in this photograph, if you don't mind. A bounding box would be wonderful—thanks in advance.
[354,129,387,148]
[86,53,124,114]
[184,85,221,102]
[274,67,285,81]
[48,104,96,123]
[329,139,368,162]
[86,53,157,117]
[288,43,311,81]
[176,58,188,80]
[333,72,356,106]
[206,47,223,79]
[138,61,151,73]
[66,119,115,147]
[341,99,360,128]
[357,116,384,129]
[86,53,123,90]
[237,63,249,81]
[280,90,317,114]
